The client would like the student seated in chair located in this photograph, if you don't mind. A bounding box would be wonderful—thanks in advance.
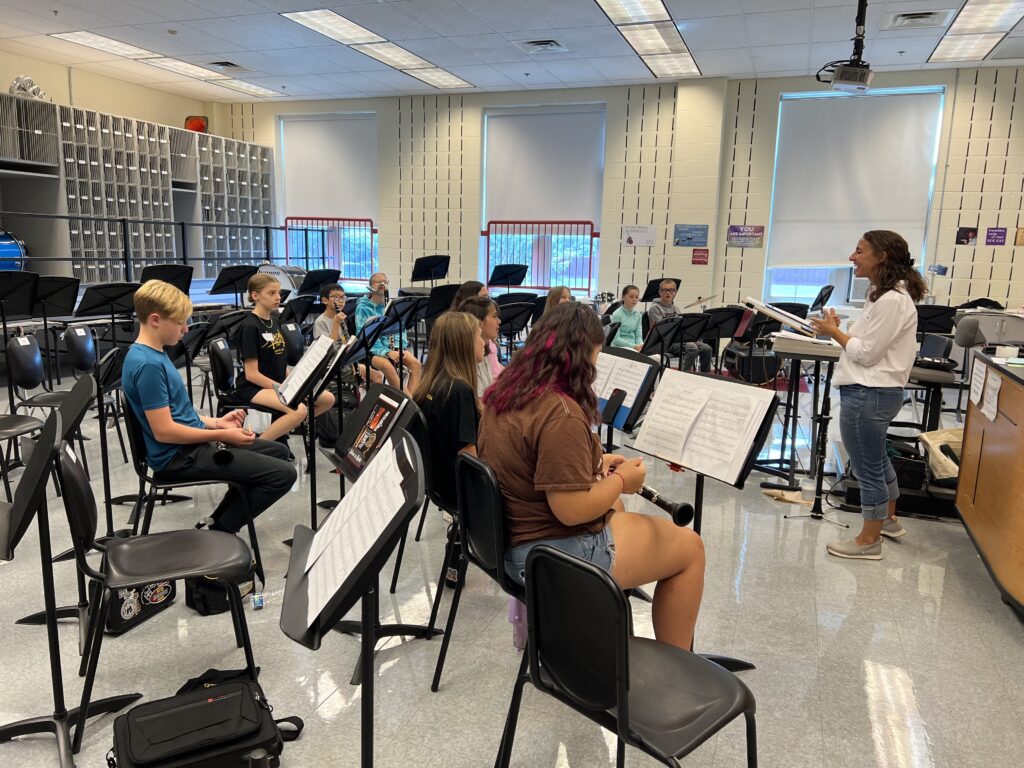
[647,278,713,372]
[479,302,705,651]
[450,280,487,309]
[609,284,643,351]
[542,285,572,315]
[236,273,334,445]
[312,282,382,387]
[355,271,422,394]
[458,296,503,397]
[412,311,485,508]
[122,280,296,534]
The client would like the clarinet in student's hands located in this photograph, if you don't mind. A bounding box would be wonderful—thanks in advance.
[637,484,695,527]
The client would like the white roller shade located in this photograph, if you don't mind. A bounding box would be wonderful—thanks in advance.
[280,114,378,219]
[483,108,606,226]
[767,90,943,268]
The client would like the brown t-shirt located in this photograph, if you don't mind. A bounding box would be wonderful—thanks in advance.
[478,391,604,548]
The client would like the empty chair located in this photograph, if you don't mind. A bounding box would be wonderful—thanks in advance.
[495,545,758,768]
[281,321,305,366]
[920,333,953,359]
[63,324,99,377]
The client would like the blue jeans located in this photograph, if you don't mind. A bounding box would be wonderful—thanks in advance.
[839,385,903,521]
[504,527,616,586]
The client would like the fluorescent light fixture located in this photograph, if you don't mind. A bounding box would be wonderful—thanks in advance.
[403,68,472,88]
[949,1,1024,35]
[146,58,228,79]
[50,31,157,59]
[220,79,279,97]
[643,52,700,77]
[281,8,384,45]
[929,32,1005,61]
[352,42,433,69]
[595,0,671,25]
[618,21,688,56]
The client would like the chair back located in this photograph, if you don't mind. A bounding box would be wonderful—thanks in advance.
[524,546,629,713]
[2,411,61,561]
[64,325,99,373]
[281,322,305,366]
[58,438,103,576]
[603,300,622,318]
[405,406,445,508]
[954,317,986,348]
[530,295,547,325]
[454,454,520,598]
[920,333,952,359]
[641,312,650,340]
[96,347,126,396]
[6,334,45,391]
[604,322,621,347]
[119,391,151,478]
[58,375,97,440]
[208,337,237,393]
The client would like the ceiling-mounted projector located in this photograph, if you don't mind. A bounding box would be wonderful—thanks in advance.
[816,0,874,94]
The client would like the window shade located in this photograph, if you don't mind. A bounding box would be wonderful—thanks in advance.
[483,108,606,226]
[280,114,378,219]
[767,90,943,268]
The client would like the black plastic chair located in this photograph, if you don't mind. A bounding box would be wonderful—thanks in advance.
[63,324,99,376]
[530,294,548,325]
[59,437,257,754]
[119,391,266,587]
[281,321,305,366]
[0,411,43,502]
[207,337,279,420]
[920,333,952,359]
[495,545,758,768]
[604,321,621,347]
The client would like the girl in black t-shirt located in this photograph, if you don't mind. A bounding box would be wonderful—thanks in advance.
[412,311,485,509]
[237,273,334,443]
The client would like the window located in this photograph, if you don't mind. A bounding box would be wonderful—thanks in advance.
[764,266,853,306]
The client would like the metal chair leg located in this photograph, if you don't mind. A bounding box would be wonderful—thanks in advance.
[389,529,408,594]
[616,737,625,768]
[494,652,529,768]
[225,583,257,680]
[414,499,430,541]
[745,710,758,768]
[1,445,14,503]
[111,405,128,463]
[140,492,158,535]
[72,588,110,754]
[426,529,456,633]
[245,520,265,588]
[430,556,467,692]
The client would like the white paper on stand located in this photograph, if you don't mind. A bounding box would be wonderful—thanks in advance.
[969,361,987,405]
[594,352,655,409]
[278,335,334,405]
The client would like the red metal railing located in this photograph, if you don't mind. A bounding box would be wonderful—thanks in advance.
[284,216,378,281]
[482,220,599,293]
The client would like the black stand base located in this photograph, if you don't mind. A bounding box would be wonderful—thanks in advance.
[0,693,141,767]
[15,604,90,654]
[784,506,849,528]
[760,479,801,492]
[334,619,443,686]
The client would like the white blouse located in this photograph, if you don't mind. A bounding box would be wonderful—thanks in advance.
[833,283,918,388]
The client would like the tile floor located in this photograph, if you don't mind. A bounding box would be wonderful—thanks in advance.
[0,392,1021,767]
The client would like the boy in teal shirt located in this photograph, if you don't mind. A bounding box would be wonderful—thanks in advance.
[610,284,644,350]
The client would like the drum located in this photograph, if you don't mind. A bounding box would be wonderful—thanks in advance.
[0,230,27,270]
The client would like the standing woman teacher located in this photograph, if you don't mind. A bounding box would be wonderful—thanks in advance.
[811,230,926,560]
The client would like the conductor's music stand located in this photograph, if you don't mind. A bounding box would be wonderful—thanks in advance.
[0,271,40,418]
[487,264,528,294]
[210,264,259,308]
[281,427,433,768]
[33,276,80,388]
[640,277,679,303]
[410,255,450,288]
[139,264,193,294]
[74,282,140,353]
[296,268,341,296]
[0,413,140,766]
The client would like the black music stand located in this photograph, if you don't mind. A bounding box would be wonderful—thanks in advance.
[421,283,460,348]
[496,301,535,359]
[207,309,250,345]
[916,304,956,335]
[280,295,318,327]
[639,316,682,369]
[0,414,139,766]
[410,255,450,288]
[74,282,140,353]
[809,285,834,315]
[296,268,341,296]
[487,264,528,294]
[641,277,679,303]
[281,427,433,768]
[0,271,40,419]
[210,265,259,308]
[139,264,193,294]
[672,312,712,371]
[33,276,80,388]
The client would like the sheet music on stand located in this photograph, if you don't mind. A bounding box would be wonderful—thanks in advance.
[277,335,336,407]
[634,369,776,486]
[303,441,408,628]
[594,353,653,409]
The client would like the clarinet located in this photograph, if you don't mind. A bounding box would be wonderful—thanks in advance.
[637,484,695,528]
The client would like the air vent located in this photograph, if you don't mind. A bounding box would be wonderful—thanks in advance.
[513,39,571,55]
[206,60,252,73]
[880,10,957,30]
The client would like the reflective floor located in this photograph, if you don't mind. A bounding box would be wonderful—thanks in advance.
[0,390,1021,767]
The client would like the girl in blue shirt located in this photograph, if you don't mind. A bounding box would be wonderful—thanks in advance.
[610,284,644,350]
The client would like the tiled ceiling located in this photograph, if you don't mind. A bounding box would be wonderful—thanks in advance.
[0,0,1022,102]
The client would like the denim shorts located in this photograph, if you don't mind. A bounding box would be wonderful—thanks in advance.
[504,527,616,586]
[839,384,904,521]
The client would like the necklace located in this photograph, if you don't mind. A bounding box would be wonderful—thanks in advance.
[255,312,274,330]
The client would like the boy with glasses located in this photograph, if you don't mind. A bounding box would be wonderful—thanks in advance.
[646,278,713,372]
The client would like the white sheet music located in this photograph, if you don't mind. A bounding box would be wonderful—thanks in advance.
[594,353,655,409]
[304,442,407,628]
[278,335,334,406]
[634,368,775,485]
[969,360,987,405]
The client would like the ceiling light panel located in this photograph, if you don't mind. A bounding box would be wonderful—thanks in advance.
[929,32,1005,61]
[404,68,472,88]
[145,58,228,80]
[619,21,687,56]
[50,31,157,59]
[220,79,279,97]
[595,0,671,25]
[352,42,433,70]
[948,1,1024,35]
[281,9,384,45]
[642,52,700,77]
